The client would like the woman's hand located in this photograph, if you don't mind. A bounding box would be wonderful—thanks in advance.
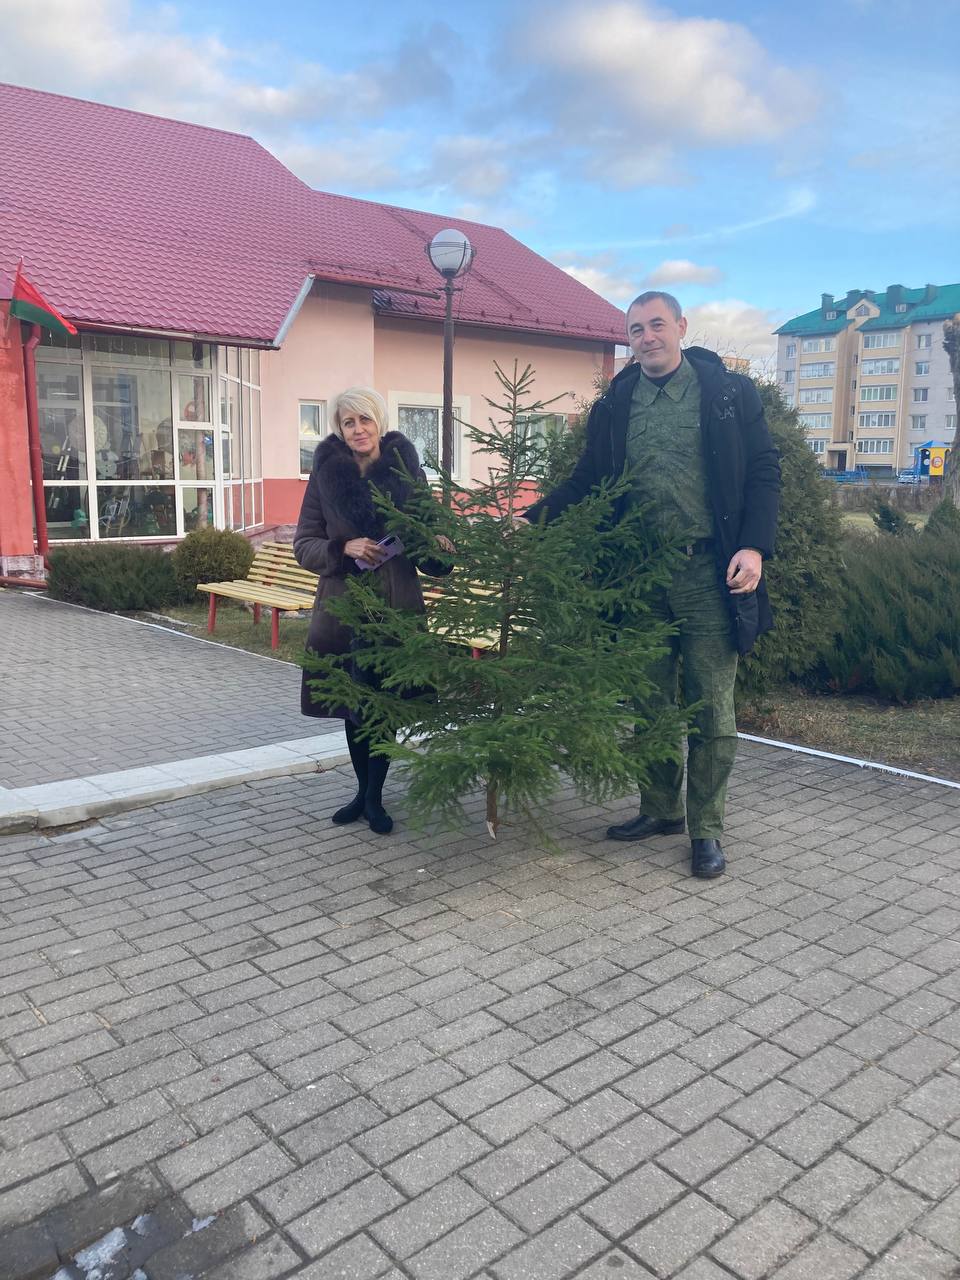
[344,537,385,563]
[435,535,456,554]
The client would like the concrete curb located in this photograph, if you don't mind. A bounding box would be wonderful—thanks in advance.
[0,733,350,833]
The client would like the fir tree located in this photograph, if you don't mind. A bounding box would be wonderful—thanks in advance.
[302,361,687,839]
[870,496,916,537]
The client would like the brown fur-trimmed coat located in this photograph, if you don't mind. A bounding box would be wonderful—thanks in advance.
[293,431,445,718]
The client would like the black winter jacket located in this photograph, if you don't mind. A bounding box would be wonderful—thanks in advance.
[524,347,781,654]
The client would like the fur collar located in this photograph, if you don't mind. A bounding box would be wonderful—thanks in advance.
[313,431,421,535]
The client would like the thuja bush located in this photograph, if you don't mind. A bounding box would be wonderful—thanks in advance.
[48,543,178,611]
[815,524,960,702]
[736,379,844,702]
[172,526,254,595]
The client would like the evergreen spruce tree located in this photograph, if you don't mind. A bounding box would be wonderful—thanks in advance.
[870,496,916,537]
[302,361,687,839]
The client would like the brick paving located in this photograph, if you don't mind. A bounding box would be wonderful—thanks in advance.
[1,741,959,1278]
[0,592,332,789]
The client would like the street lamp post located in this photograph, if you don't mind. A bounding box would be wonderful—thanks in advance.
[426,229,474,482]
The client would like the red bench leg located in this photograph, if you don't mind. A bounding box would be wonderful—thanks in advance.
[472,647,482,660]
[253,603,261,625]
[271,608,280,649]
[207,594,217,634]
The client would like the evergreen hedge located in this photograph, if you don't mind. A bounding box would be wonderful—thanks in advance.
[815,508,960,702]
[172,526,254,596]
[736,380,843,702]
[47,543,178,612]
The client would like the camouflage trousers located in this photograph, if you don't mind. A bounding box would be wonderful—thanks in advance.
[636,549,738,838]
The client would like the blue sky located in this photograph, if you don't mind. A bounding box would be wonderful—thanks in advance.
[2,0,958,357]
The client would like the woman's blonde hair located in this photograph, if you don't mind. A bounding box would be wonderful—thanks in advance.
[331,387,389,440]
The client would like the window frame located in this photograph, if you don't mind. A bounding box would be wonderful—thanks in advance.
[298,399,327,478]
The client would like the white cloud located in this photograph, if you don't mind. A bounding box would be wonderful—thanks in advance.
[513,1,817,189]
[276,133,412,192]
[0,0,453,135]
[559,262,636,305]
[645,259,723,286]
[683,299,781,363]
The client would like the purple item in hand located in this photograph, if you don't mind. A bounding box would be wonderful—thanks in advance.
[355,533,404,571]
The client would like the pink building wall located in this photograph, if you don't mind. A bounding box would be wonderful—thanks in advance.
[260,284,615,527]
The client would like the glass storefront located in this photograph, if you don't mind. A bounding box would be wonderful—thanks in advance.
[37,332,262,540]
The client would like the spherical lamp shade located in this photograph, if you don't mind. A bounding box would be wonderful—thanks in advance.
[427,228,474,277]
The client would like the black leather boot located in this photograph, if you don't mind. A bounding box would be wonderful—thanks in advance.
[332,721,368,824]
[605,814,685,841]
[691,838,726,878]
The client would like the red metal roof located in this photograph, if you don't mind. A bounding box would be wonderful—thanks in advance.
[0,82,625,346]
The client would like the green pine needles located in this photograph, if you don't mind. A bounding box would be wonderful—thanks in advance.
[302,360,686,838]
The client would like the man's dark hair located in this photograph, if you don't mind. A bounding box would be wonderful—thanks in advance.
[627,290,682,320]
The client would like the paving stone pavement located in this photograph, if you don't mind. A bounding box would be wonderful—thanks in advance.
[0,591,334,789]
[1,741,960,1279]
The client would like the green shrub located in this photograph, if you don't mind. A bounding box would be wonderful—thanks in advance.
[737,380,844,703]
[814,528,960,702]
[172,526,254,595]
[47,543,178,611]
[922,498,960,541]
[871,497,916,537]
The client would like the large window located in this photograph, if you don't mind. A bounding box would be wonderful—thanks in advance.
[38,331,260,540]
[862,332,899,349]
[299,401,326,477]
[860,385,897,402]
[947,415,957,432]
[856,438,893,454]
[910,415,927,431]
[915,361,930,376]
[798,413,831,430]
[860,358,900,377]
[807,439,826,454]
[913,388,929,403]
[782,370,795,384]
[218,347,262,531]
[395,401,465,476]
[785,343,796,359]
[916,333,932,350]
[799,388,833,405]
[859,413,896,428]
[801,337,836,353]
[799,362,835,379]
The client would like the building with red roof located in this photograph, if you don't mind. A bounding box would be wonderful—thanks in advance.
[0,82,624,564]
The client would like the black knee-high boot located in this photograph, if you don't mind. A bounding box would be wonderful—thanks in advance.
[332,720,369,824]
[364,738,394,834]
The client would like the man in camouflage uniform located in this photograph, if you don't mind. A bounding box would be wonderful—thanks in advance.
[525,292,780,877]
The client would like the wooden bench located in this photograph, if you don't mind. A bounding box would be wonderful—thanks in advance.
[197,541,318,648]
[198,540,501,655]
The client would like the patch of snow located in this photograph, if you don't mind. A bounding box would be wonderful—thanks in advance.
[130,1214,153,1236]
[189,1215,217,1233]
[73,1226,128,1278]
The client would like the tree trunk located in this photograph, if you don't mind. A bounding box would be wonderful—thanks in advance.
[943,316,960,503]
[485,780,499,840]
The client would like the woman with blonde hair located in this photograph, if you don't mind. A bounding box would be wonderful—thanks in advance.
[294,387,451,833]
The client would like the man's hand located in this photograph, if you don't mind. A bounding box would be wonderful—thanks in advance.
[726,548,763,595]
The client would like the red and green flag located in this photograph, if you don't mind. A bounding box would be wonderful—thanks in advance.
[9,260,77,336]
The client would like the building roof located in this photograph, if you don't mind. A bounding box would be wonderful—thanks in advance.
[0,82,624,346]
[776,283,960,336]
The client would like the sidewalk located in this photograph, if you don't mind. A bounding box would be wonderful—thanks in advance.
[0,591,336,789]
[0,591,348,832]
[1,742,959,1279]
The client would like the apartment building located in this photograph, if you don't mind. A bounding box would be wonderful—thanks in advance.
[775,283,959,473]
